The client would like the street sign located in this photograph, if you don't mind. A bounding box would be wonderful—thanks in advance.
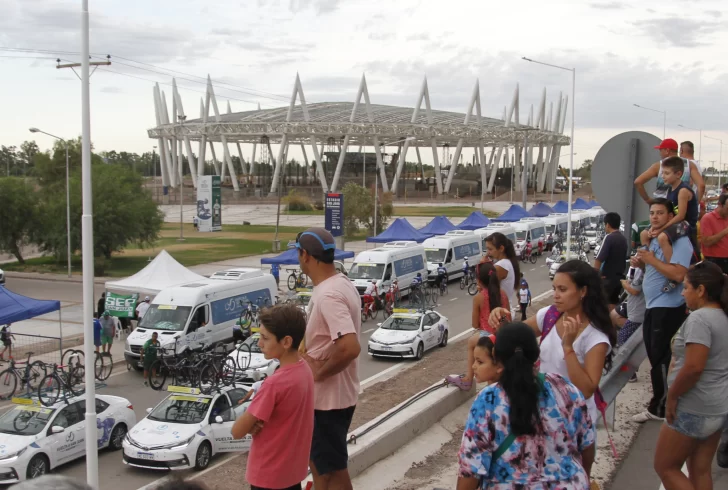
[325,193,344,237]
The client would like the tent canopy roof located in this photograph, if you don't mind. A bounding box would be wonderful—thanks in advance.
[492,204,531,222]
[104,250,208,296]
[260,247,354,265]
[418,216,457,236]
[457,211,491,230]
[572,198,592,210]
[529,202,554,217]
[367,218,431,243]
[589,199,600,207]
[0,287,60,325]
[551,200,569,213]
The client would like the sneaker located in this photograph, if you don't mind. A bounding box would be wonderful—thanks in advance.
[632,410,664,423]
[628,373,638,383]
[717,442,728,469]
[143,381,148,387]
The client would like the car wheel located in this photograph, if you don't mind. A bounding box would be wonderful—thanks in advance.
[415,342,424,360]
[26,454,49,480]
[439,330,448,347]
[108,424,127,450]
[194,441,212,471]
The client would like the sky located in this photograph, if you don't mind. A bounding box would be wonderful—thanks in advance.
[1,0,727,171]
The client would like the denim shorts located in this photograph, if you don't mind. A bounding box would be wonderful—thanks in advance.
[668,410,727,440]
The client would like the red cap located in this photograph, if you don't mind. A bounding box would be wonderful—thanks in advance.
[654,138,678,151]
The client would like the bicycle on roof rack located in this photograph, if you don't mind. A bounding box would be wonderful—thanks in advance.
[0,352,47,400]
[62,348,113,383]
[37,358,83,406]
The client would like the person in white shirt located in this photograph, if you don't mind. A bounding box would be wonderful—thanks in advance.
[484,232,520,309]
[518,280,532,321]
[135,296,151,331]
[237,379,265,406]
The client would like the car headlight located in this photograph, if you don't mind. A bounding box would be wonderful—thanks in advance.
[392,338,417,345]
[168,434,196,450]
[125,339,130,351]
[0,446,27,462]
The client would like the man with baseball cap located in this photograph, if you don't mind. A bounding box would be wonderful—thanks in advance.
[296,227,361,490]
[634,138,705,205]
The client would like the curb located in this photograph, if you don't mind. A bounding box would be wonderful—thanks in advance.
[345,380,474,480]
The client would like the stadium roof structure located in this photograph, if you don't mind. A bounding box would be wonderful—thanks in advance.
[148,73,571,196]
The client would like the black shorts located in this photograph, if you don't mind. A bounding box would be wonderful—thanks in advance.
[2,340,10,347]
[602,277,622,304]
[311,406,356,475]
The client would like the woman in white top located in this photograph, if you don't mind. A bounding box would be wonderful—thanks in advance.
[489,259,616,478]
[484,232,520,307]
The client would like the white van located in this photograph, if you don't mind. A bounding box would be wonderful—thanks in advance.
[550,212,588,234]
[123,270,277,368]
[474,224,518,252]
[586,208,606,229]
[423,230,482,280]
[348,241,427,296]
[512,219,546,254]
[535,215,569,242]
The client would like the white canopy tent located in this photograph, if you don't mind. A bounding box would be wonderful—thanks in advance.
[104,250,207,296]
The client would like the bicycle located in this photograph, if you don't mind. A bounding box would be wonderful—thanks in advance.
[0,352,47,400]
[408,283,426,309]
[62,348,112,383]
[148,340,197,390]
[459,268,475,290]
[37,361,82,406]
[520,248,538,264]
[424,281,439,307]
[197,346,237,395]
[437,275,449,297]
[287,270,308,290]
[468,281,479,296]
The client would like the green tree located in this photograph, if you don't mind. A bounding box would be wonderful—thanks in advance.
[341,182,393,236]
[0,177,39,263]
[18,141,39,176]
[0,146,17,177]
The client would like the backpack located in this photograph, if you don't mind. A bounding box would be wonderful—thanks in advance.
[540,305,618,459]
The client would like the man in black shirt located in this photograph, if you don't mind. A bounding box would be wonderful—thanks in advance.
[594,212,628,308]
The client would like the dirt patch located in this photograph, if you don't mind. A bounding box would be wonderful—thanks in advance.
[390,427,463,490]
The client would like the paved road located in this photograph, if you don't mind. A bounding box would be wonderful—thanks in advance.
[0,257,558,490]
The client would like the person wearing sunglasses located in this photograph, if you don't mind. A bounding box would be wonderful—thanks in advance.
[295,228,361,490]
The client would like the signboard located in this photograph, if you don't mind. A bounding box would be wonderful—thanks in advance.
[325,192,344,237]
[105,292,139,318]
[197,176,222,232]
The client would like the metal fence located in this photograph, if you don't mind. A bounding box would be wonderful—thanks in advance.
[2,332,63,368]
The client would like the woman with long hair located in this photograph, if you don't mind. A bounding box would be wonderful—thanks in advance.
[446,262,510,390]
[654,261,728,490]
[456,322,595,489]
[485,232,521,308]
[488,259,616,478]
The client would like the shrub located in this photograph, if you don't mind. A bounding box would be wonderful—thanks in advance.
[285,189,313,211]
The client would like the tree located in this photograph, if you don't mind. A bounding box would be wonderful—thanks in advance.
[0,146,17,177]
[341,182,393,236]
[0,177,39,263]
[18,141,39,176]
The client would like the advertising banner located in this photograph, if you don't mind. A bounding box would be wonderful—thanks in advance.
[325,192,344,237]
[105,292,139,318]
[211,175,222,231]
[197,176,213,232]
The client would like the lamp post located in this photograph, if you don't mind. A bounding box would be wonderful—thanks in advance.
[678,124,702,164]
[375,137,415,236]
[523,57,576,259]
[29,128,71,278]
[633,104,666,139]
[177,115,187,241]
[705,135,723,188]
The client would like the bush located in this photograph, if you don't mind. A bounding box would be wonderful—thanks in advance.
[285,189,313,211]
[313,200,324,211]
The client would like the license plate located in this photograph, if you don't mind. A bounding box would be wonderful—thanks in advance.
[137,452,155,460]
[380,346,392,351]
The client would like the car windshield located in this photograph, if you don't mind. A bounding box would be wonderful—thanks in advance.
[138,305,192,332]
[381,316,421,331]
[515,231,528,240]
[0,406,55,436]
[425,249,447,263]
[348,263,384,280]
[238,335,262,354]
[148,395,211,424]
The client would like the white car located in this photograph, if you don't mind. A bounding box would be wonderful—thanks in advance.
[123,385,252,471]
[228,333,279,382]
[549,260,562,279]
[368,309,449,360]
[0,394,136,484]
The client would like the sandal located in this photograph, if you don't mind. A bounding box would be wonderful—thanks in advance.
[445,374,472,391]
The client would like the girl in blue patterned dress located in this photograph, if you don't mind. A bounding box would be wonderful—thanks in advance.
[456,322,595,490]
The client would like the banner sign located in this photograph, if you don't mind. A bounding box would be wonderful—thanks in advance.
[105,292,139,318]
[197,176,222,232]
[325,192,344,237]
[211,175,222,231]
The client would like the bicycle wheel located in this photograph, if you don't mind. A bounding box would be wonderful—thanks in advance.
[221,358,236,386]
[38,374,61,407]
[0,369,18,400]
[198,364,218,395]
[430,288,438,306]
[529,253,538,264]
[61,349,77,367]
[95,354,113,382]
[26,361,47,392]
[361,310,367,323]
[287,274,296,290]
[299,274,308,287]
[148,360,166,390]
[468,282,478,296]
[66,369,83,397]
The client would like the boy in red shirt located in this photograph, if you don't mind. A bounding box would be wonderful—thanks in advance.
[232,303,314,490]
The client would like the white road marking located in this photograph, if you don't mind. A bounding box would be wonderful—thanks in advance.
[363,328,375,334]
[449,297,458,302]
[529,268,536,271]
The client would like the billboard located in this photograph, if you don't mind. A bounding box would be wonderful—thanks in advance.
[325,193,343,237]
[197,176,222,232]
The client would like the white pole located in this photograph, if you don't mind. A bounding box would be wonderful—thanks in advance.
[374,171,378,236]
[363,148,366,188]
[66,145,71,278]
[565,68,575,261]
[81,1,98,487]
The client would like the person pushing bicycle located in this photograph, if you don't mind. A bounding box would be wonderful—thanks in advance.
[436,263,448,289]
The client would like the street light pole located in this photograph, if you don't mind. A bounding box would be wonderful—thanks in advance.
[633,104,666,139]
[177,115,186,241]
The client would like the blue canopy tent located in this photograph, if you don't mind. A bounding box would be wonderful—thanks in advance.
[492,204,531,222]
[551,200,569,213]
[261,247,355,265]
[589,200,601,207]
[529,202,554,217]
[572,198,592,210]
[419,216,457,236]
[0,287,61,326]
[457,211,491,230]
[366,218,431,243]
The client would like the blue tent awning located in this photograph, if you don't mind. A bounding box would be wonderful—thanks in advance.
[492,204,531,222]
[551,200,569,213]
[529,202,554,217]
[261,247,355,265]
[457,211,491,230]
[573,198,592,210]
[589,200,600,207]
[419,216,457,236]
[0,287,61,325]
[367,218,431,243]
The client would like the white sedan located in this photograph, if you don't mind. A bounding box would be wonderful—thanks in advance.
[228,333,279,382]
[0,394,136,484]
[368,309,449,360]
[123,385,252,471]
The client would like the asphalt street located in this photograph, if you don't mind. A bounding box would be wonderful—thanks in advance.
[0,256,559,490]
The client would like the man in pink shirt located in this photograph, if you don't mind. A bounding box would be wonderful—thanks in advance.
[231,303,314,490]
[297,228,361,490]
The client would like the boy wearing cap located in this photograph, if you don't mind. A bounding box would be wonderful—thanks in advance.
[296,227,361,490]
[634,138,705,205]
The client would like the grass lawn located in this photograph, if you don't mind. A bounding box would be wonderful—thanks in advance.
[285,206,498,218]
[5,223,370,277]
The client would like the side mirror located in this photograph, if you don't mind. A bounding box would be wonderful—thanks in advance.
[215,416,224,424]
[51,426,65,434]
[146,408,153,414]
[423,325,431,331]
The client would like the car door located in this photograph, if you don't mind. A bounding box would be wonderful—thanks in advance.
[47,402,85,465]
[428,313,445,345]
[209,394,251,452]
[95,398,115,449]
[184,305,210,350]
[420,315,436,350]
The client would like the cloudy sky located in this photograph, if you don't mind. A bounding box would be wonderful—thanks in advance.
[1,0,727,171]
